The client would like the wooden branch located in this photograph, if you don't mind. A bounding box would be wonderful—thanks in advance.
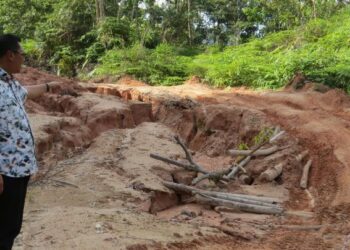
[259,162,284,182]
[196,193,283,215]
[300,159,312,189]
[163,181,282,205]
[174,136,205,172]
[50,179,79,189]
[191,173,213,185]
[150,153,207,174]
[175,134,232,184]
[150,151,229,184]
[226,156,251,179]
[284,210,314,218]
[269,131,285,143]
[228,145,279,156]
[191,169,230,185]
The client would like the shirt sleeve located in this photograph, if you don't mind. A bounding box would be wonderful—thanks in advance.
[0,82,9,133]
[14,80,28,103]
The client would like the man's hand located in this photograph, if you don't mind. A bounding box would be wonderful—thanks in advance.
[48,81,80,97]
[0,175,3,195]
[47,81,61,93]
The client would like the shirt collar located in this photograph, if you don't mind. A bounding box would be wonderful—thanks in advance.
[0,67,13,82]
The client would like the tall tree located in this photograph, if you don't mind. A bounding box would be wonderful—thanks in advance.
[96,0,106,23]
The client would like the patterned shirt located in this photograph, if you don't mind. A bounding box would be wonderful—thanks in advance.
[0,68,38,177]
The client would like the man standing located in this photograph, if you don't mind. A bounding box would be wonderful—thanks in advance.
[0,34,57,250]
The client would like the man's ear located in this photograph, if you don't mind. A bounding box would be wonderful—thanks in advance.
[5,50,15,62]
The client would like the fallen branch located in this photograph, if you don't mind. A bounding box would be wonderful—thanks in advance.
[163,181,282,205]
[174,136,206,172]
[150,153,207,174]
[300,159,312,189]
[191,169,230,185]
[284,210,314,218]
[225,156,251,179]
[228,145,279,157]
[196,193,283,215]
[50,179,79,189]
[151,136,232,184]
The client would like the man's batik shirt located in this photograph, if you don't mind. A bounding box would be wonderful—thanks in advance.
[0,68,37,177]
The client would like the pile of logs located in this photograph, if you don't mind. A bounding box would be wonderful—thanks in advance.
[163,181,284,215]
[150,127,313,215]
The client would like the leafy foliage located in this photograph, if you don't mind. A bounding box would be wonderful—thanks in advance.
[0,0,350,92]
[94,43,191,85]
[187,9,350,92]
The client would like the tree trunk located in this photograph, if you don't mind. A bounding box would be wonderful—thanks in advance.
[95,0,106,23]
[116,0,121,20]
[131,0,138,20]
[187,0,192,46]
[312,0,317,19]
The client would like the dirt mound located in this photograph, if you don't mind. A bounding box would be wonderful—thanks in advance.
[15,66,74,86]
[117,75,149,86]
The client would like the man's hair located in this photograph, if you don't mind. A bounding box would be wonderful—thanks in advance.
[0,34,21,58]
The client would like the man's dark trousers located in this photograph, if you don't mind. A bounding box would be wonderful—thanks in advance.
[0,175,30,250]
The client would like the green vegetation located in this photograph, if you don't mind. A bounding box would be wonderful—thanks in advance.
[188,11,350,91]
[93,44,191,85]
[238,127,274,150]
[1,0,350,91]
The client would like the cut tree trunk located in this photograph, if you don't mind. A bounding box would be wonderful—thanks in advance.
[259,162,284,182]
[239,174,253,185]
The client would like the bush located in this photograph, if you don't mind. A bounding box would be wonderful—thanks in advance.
[94,43,190,85]
[303,19,330,42]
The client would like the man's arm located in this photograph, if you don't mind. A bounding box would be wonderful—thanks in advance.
[25,84,48,99]
[25,82,62,99]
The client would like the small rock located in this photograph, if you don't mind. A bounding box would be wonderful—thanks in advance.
[95,223,103,234]
[181,210,197,218]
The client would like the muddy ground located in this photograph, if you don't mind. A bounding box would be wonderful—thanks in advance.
[10,67,350,249]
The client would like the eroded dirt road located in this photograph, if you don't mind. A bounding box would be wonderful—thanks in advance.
[11,68,350,249]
